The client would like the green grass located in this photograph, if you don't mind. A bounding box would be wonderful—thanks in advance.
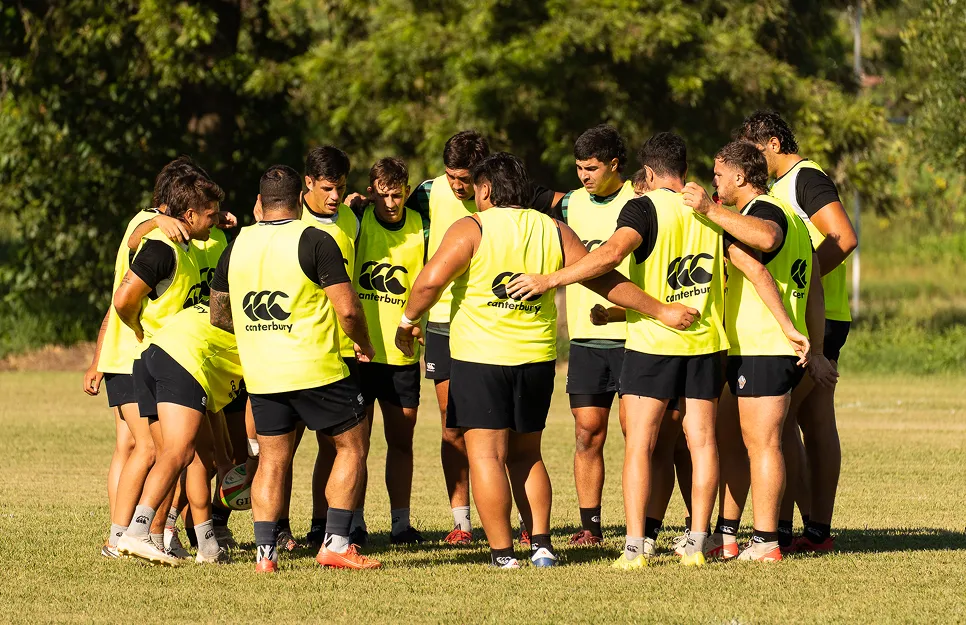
[2,371,965,623]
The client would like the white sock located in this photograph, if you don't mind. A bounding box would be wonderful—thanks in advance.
[391,508,410,535]
[195,520,219,557]
[350,508,367,532]
[324,532,350,554]
[453,506,471,532]
[150,533,164,551]
[163,507,179,549]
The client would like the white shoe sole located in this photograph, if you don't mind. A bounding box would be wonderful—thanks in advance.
[117,536,180,567]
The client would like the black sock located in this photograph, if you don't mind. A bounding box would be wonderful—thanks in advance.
[211,506,231,527]
[644,517,662,541]
[325,508,353,538]
[777,519,794,547]
[579,507,602,537]
[804,521,831,542]
[253,521,278,562]
[530,533,552,552]
[186,526,198,548]
[490,546,515,566]
[801,513,810,528]
[309,517,326,535]
[752,529,780,544]
[715,516,740,536]
[277,517,291,534]
[684,516,691,532]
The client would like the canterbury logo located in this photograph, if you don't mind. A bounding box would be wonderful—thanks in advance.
[791,258,808,290]
[491,271,523,300]
[666,254,714,289]
[182,280,207,309]
[242,291,291,322]
[358,261,408,295]
[582,239,604,252]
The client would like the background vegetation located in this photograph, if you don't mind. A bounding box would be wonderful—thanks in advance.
[1,0,963,373]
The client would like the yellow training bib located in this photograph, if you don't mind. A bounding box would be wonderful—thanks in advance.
[625,189,728,356]
[770,160,850,322]
[353,207,425,365]
[302,204,359,356]
[427,175,478,324]
[725,195,813,356]
[450,208,563,366]
[151,304,244,413]
[565,181,635,341]
[229,220,347,394]
[192,227,228,305]
[98,209,161,374]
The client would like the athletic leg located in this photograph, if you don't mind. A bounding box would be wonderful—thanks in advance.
[645,406,682,552]
[680,397,718,559]
[619,395,668,562]
[111,403,155,530]
[797,364,841,545]
[438,379,470,508]
[463,428,512,553]
[382,400,418,537]
[108,407,135,520]
[571,402,609,541]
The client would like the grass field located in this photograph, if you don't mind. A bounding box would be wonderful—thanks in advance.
[1,371,965,624]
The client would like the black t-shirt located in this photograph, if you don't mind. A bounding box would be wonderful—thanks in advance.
[129,239,177,297]
[796,166,841,217]
[209,221,350,293]
[723,200,788,265]
[614,196,659,264]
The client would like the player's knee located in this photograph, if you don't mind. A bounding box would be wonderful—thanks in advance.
[574,425,605,453]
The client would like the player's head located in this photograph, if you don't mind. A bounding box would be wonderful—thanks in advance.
[304,145,350,214]
[712,141,770,205]
[165,171,223,241]
[368,157,410,224]
[636,132,688,190]
[736,110,800,175]
[631,168,648,196]
[153,156,211,208]
[443,130,490,201]
[574,124,626,195]
[260,165,302,217]
[471,152,529,212]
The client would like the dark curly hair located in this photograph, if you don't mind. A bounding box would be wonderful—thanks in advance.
[574,124,627,173]
[736,110,799,155]
[715,141,770,194]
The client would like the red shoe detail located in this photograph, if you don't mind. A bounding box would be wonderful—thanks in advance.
[444,528,472,545]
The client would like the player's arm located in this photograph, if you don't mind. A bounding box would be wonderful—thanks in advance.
[726,241,809,364]
[302,228,375,361]
[557,221,698,330]
[112,271,151,342]
[127,214,188,249]
[396,217,479,357]
[804,253,838,387]
[683,183,782,252]
[797,169,857,276]
[83,307,111,396]
[590,304,626,326]
[208,239,235,333]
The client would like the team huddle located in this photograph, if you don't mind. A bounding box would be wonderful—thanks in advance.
[83,109,857,571]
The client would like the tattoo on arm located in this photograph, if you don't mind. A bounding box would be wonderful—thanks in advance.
[209,290,234,334]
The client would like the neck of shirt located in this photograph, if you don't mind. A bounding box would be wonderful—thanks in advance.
[303,199,338,224]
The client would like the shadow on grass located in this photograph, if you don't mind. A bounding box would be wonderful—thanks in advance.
[823,527,966,555]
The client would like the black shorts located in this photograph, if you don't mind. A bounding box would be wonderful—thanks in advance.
[726,355,805,397]
[134,345,208,419]
[223,380,249,414]
[358,362,421,408]
[824,320,851,362]
[104,373,137,408]
[566,342,625,401]
[619,350,726,400]
[250,376,366,437]
[424,325,452,381]
[447,359,555,433]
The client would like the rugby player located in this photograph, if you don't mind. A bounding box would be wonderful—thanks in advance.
[353,157,426,544]
[209,165,379,573]
[682,141,834,561]
[397,152,694,568]
[85,160,189,557]
[507,132,730,568]
[738,111,857,552]
[99,167,219,557]
[115,303,242,566]
[558,125,638,546]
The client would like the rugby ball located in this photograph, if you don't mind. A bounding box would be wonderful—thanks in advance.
[219,464,252,510]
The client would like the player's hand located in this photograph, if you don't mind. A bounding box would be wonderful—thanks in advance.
[218,211,238,229]
[505,273,550,301]
[253,195,263,223]
[346,192,370,213]
[590,304,609,326]
[155,214,189,244]
[658,303,699,330]
[83,366,103,396]
[682,182,714,216]
[784,328,811,367]
[808,354,839,388]
[133,322,144,343]
[395,323,424,358]
[354,342,376,363]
